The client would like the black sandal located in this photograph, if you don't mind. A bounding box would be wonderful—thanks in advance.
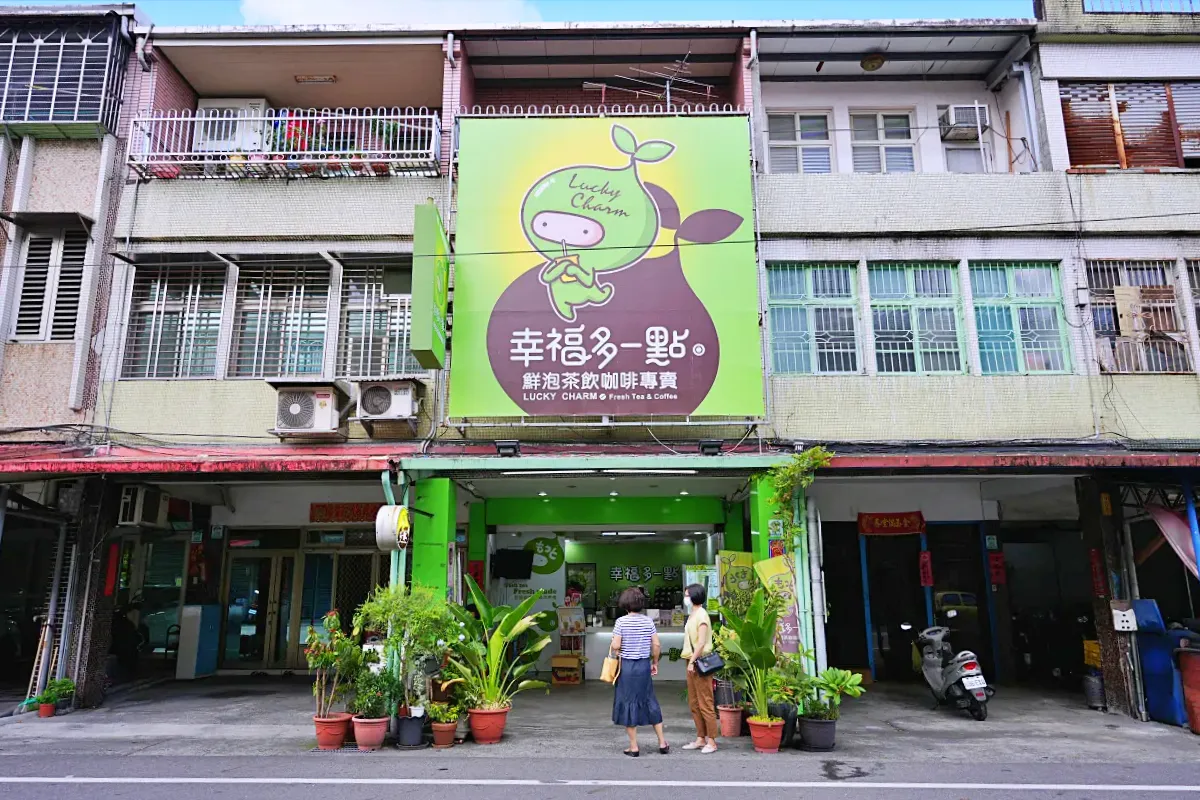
[623,749,640,757]
[659,745,670,755]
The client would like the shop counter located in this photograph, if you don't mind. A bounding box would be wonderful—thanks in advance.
[585,626,689,681]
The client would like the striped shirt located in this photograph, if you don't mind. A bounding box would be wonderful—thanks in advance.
[613,612,656,660]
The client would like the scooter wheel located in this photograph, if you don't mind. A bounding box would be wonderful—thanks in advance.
[969,702,988,721]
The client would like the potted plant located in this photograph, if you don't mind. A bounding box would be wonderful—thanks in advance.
[798,668,866,752]
[305,610,363,750]
[354,584,458,747]
[440,575,554,745]
[32,678,74,718]
[766,651,810,748]
[426,701,461,749]
[719,589,785,753]
[713,629,746,737]
[350,668,391,751]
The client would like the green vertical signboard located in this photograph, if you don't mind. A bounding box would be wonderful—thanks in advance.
[412,200,450,369]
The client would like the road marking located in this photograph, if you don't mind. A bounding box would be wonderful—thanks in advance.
[0,777,1198,792]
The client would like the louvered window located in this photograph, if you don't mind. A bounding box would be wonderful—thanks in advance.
[337,260,424,378]
[868,262,963,373]
[1061,81,1200,169]
[970,262,1070,375]
[851,112,916,174]
[228,258,329,378]
[12,229,88,341]
[766,261,859,374]
[1086,259,1190,373]
[122,263,227,378]
[767,113,833,174]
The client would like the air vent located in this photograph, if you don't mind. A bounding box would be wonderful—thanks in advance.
[360,385,395,416]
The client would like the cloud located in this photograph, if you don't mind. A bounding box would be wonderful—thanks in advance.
[240,0,542,26]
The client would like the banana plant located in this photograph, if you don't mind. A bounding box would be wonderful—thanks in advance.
[719,588,782,722]
[441,575,553,710]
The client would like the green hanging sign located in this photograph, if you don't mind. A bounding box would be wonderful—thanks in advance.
[411,200,450,369]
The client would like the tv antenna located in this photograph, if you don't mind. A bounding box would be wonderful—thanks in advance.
[583,53,717,106]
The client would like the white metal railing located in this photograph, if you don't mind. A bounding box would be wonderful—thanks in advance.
[1083,0,1198,12]
[128,107,441,179]
[457,102,743,118]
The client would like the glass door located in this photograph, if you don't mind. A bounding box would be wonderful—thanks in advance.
[222,552,296,669]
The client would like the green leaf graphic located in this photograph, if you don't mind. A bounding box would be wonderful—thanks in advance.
[611,125,638,155]
[634,140,675,163]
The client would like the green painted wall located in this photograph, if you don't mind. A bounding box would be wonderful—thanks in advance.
[467,503,487,561]
[564,540,699,610]
[748,474,781,563]
[485,496,724,527]
[411,478,455,592]
[725,501,747,551]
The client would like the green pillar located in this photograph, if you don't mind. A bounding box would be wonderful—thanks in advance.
[411,478,456,593]
[725,501,747,551]
[748,473,782,563]
[467,502,487,562]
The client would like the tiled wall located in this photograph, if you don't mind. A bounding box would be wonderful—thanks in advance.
[25,140,102,216]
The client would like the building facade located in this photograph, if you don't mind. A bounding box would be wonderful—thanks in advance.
[0,1,1197,723]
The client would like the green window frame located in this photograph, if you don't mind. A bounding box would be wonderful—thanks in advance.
[970,261,1071,375]
[766,261,860,374]
[868,261,964,374]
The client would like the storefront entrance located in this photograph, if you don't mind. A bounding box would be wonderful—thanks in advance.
[222,552,295,669]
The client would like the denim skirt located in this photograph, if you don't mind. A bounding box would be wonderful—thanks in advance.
[612,657,663,727]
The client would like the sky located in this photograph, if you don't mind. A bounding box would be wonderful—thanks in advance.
[22,0,1038,27]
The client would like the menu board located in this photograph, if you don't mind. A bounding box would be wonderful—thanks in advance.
[683,564,720,612]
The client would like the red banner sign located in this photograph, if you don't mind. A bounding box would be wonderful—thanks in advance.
[918,550,934,587]
[466,560,486,590]
[858,511,926,536]
[309,502,384,524]
[988,552,1007,585]
[1090,548,1107,598]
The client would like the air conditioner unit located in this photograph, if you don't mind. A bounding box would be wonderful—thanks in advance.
[117,486,170,528]
[356,381,420,421]
[940,104,991,141]
[274,386,341,436]
[193,98,270,153]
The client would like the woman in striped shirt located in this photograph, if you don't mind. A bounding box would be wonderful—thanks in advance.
[610,587,670,756]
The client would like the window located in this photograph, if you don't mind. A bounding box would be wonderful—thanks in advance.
[970,262,1070,374]
[945,146,985,174]
[766,262,859,374]
[1087,259,1190,373]
[869,262,962,373]
[767,113,832,174]
[12,230,88,341]
[851,112,916,173]
[1060,81,1200,169]
[228,258,329,378]
[337,259,425,378]
[122,263,227,378]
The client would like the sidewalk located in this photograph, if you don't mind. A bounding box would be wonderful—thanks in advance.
[0,676,1196,761]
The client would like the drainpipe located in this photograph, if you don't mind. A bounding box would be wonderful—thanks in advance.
[446,32,456,69]
[748,29,758,68]
[808,498,828,674]
[793,495,815,677]
[1013,63,1043,171]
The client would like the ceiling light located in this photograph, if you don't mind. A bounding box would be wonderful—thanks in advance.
[602,532,617,536]
[609,491,619,497]
[499,470,596,476]
[603,469,698,475]
[699,440,723,457]
[294,74,337,84]
[617,532,655,537]
[679,490,690,496]
[537,491,547,497]
[860,53,886,72]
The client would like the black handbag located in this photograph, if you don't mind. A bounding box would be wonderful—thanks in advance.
[694,651,725,676]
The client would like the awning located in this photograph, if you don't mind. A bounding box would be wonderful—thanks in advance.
[1145,504,1198,580]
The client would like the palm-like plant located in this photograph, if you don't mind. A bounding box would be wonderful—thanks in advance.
[440,575,554,710]
[719,588,782,722]
[803,668,866,721]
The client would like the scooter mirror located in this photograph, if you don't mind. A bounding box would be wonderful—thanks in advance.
[900,623,913,631]
[946,609,958,619]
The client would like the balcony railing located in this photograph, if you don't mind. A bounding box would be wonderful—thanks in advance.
[1083,0,1197,12]
[128,107,441,180]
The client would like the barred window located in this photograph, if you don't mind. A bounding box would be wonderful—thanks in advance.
[1087,259,1190,373]
[868,262,963,374]
[970,262,1070,375]
[337,258,425,378]
[228,257,329,378]
[122,262,226,378]
[767,113,833,174]
[12,230,87,341]
[766,262,859,374]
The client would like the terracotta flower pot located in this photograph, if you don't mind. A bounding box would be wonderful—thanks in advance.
[747,718,785,754]
[352,716,389,751]
[467,707,509,745]
[38,703,55,718]
[313,712,352,750]
[717,704,743,738]
[431,721,458,749]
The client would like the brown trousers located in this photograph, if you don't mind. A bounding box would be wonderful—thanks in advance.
[686,668,719,740]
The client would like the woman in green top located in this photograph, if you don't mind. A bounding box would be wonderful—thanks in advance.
[681,583,718,753]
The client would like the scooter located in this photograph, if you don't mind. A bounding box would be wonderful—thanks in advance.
[906,610,993,721]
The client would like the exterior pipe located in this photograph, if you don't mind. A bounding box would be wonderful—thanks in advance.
[1013,62,1043,171]
[748,29,758,68]
[808,497,828,673]
[446,32,456,69]
[793,495,815,676]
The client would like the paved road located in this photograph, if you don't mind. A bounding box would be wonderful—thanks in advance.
[3,755,1200,799]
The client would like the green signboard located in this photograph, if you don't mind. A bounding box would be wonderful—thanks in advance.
[449,116,764,418]
[411,200,450,369]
